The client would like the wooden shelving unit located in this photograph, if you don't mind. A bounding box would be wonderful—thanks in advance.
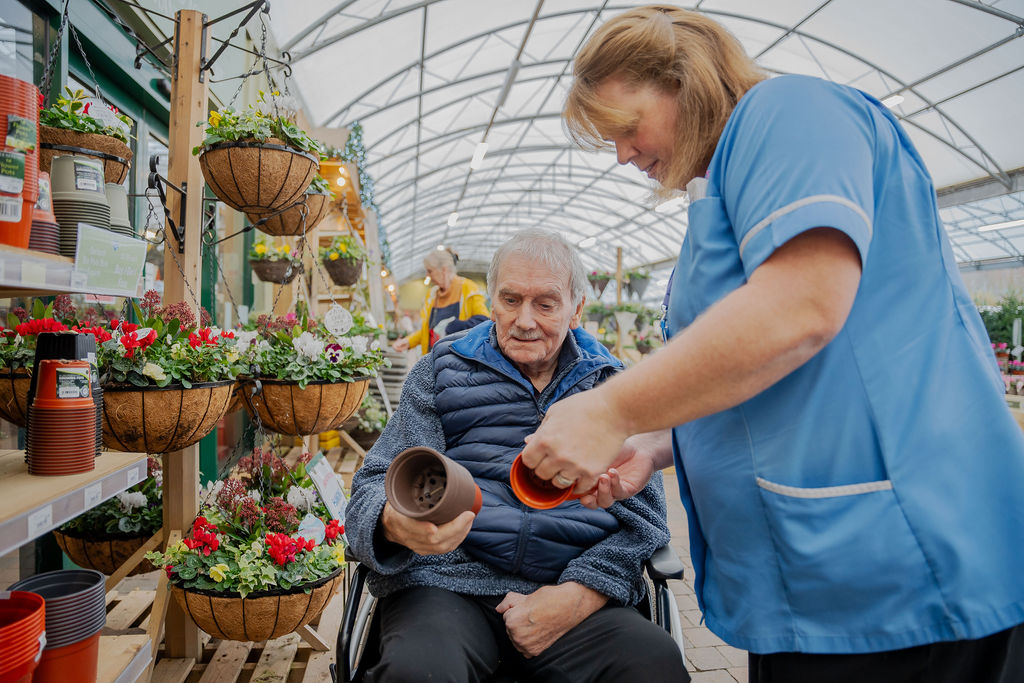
[0,449,147,558]
[0,243,143,299]
[98,634,153,683]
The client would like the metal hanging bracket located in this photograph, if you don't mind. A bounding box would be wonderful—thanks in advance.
[148,155,188,254]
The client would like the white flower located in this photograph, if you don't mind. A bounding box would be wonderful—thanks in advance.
[248,490,262,504]
[351,336,368,356]
[292,332,325,361]
[324,305,353,336]
[117,491,147,512]
[335,336,353,350]
[199,479,224,506]
[235,330,260,355]
[287,486,318,512]
[364,311,378,328]
[170,342,187,360]
[142,362,166,381]
[226,348,240,364]
[371,339,381,350]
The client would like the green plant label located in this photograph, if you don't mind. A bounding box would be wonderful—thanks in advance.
[5,116,36,152]
[56,367,91,399]
[34,175,51,211]
[308,452,347,522]
[73,158,104,193]
[0,196,21,223]
[74,222,147,295]
[0,151,26,195]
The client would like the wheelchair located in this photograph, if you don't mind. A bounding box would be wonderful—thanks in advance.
[330,544,687,682]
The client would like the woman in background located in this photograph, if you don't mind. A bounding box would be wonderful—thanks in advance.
[392,247,489,354]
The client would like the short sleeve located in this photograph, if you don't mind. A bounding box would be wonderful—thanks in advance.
[716,76,876,277]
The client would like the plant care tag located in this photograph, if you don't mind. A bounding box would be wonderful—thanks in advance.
[308,451,348,522]
[297,514,326,545]
[27,506,52,538]
[73,158,104,193]
[56,367,91,399]
[84,482,102,508]
[324,304,353,336]
[0,196,20,223]
[35,175,52,211]
[0,150,26,195]
[83,98,129,137]
[6,115,36,152]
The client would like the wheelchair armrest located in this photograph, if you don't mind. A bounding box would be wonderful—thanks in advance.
[336,562,370,682]
[645,544,684,581]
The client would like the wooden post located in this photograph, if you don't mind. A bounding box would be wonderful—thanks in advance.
[160,8,209,660]
[364,211,386,328]
[615,247,623,357]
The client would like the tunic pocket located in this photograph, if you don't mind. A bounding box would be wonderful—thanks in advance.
[756,477,941,640]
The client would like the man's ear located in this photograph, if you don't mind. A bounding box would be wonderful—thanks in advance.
[569,296,585,329]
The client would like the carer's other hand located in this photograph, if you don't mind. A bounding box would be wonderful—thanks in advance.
[578,431,666,509]
[391,337,410,352]
[496,583,608,658]
[520,387,629,493]
[380,502,474,556]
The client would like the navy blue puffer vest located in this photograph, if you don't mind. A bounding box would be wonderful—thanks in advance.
[432,322,622,583]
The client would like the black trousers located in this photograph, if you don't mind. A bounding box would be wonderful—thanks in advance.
[750,622,1024,683]
[364,585,689,683]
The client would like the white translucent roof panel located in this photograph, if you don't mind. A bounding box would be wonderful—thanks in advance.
[271,0,1024,279]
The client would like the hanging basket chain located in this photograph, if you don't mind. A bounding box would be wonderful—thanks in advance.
[39,0,71,107]
[68,21,106,106]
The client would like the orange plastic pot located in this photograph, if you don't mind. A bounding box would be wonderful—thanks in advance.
[510,453,590,510]
[32,631,99,683]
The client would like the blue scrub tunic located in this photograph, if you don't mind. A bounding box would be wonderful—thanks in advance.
[665,74,1024,655]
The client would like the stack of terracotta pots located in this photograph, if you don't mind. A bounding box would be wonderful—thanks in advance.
[0,74,41,249]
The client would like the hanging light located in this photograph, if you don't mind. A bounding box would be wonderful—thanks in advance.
[578,236,597,248]
[423,276,431,285]
[447,212,459,227]
[978,218,1024,232]
[470,142,488,170]
[881,94,904,108]
[436,244,446,251]
[380,268,389,278]
[387,284,396,292]
[336,176,347,187]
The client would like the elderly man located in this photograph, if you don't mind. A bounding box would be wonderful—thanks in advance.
[346,229,688,683]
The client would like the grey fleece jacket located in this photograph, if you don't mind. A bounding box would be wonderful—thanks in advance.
[345,345,670,606]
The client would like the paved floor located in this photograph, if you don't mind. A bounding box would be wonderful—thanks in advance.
[662,470,749,683]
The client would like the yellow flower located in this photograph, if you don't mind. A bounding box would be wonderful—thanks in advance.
[598,328,606,334]
[332,546,346,565]
[254,243,267,255]
[272,90,280,96]
[329,252,339,261]
[142,363,166,381]
[281,244,291,254]
[209,563,230,583]
[208,111,222,127]
[339,244,348,254]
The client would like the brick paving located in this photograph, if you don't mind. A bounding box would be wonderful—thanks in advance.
[663,470,748,683]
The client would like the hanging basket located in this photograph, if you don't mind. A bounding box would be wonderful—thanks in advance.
[628,277,651,299]
[589,278,610,298]
[101,380,234,454]
[249,259,300,284]
[636,340,653,355]
[246,192,331,237]
[52,529,156,576]
[224,380,245,415]
[352,428,381,452]
[0,369,31,428]
[323,257,363,287]
[170,566,343,642]
[198,138,318,214]
[38,125,132,185]
[243,378,369,436]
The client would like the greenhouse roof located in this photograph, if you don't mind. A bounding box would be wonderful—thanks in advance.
[268,0,1024,284]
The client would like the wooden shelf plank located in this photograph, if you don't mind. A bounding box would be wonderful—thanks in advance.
[0,450,148,557]
[98,634,152,683]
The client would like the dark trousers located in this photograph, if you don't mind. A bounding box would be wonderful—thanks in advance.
[364,585,689,683]
[750,622,1024,683]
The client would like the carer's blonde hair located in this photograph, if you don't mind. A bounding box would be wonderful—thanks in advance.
[564,5,765,194]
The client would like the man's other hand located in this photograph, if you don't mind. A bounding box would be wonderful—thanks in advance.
[380,503,474,555]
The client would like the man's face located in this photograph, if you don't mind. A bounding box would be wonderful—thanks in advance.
[490,254,583,377]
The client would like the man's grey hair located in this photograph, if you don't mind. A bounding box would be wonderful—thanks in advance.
[487,229,587,306]
[423,248,457,273]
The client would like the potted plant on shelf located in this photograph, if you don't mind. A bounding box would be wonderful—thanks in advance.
[247,173,334,237]
[0,299,70,427]
[587,270,612,298]
[625,268,651,299]
[52,457,162,575]
[248,237,302,284]
[194,90,322,214]
[98,291,244,454]
[319,234,366,286]
[146,463,346,641]
[237,306,386,436]
[38,87,133,184]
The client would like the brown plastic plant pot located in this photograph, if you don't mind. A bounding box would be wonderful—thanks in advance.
[243,378,368,436]
[0,369,32,427]
[246,192,331,237]
[170,566,343,641]
[101,380,233,454]
[198,138,318,214]
[39,125,132,185]
[385,447,483,525]
[52,529,157,576]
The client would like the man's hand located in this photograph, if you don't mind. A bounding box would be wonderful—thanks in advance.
[392,337,410,352]
[578,430,671,509]
[380,502,474,555]
[496,583,608,658]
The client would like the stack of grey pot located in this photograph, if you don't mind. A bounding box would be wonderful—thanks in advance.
[105,182,134,238]
[50,155,111,257]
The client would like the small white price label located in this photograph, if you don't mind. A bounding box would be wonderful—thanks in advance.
[70,270,88,289]
[84,482,102,509]
[22,261,45,287]
[27,506,52,538]
[126,466,141,487]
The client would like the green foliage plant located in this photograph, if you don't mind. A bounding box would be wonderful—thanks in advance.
[193,90,323,156]
[39,87,133,143]
[319,234,366,264]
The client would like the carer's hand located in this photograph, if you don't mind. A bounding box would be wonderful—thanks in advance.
[496,583,608,657]
[521,387,630,494]
[380,502,474,556]
[578,430,669,509]
[391,337,410,352]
